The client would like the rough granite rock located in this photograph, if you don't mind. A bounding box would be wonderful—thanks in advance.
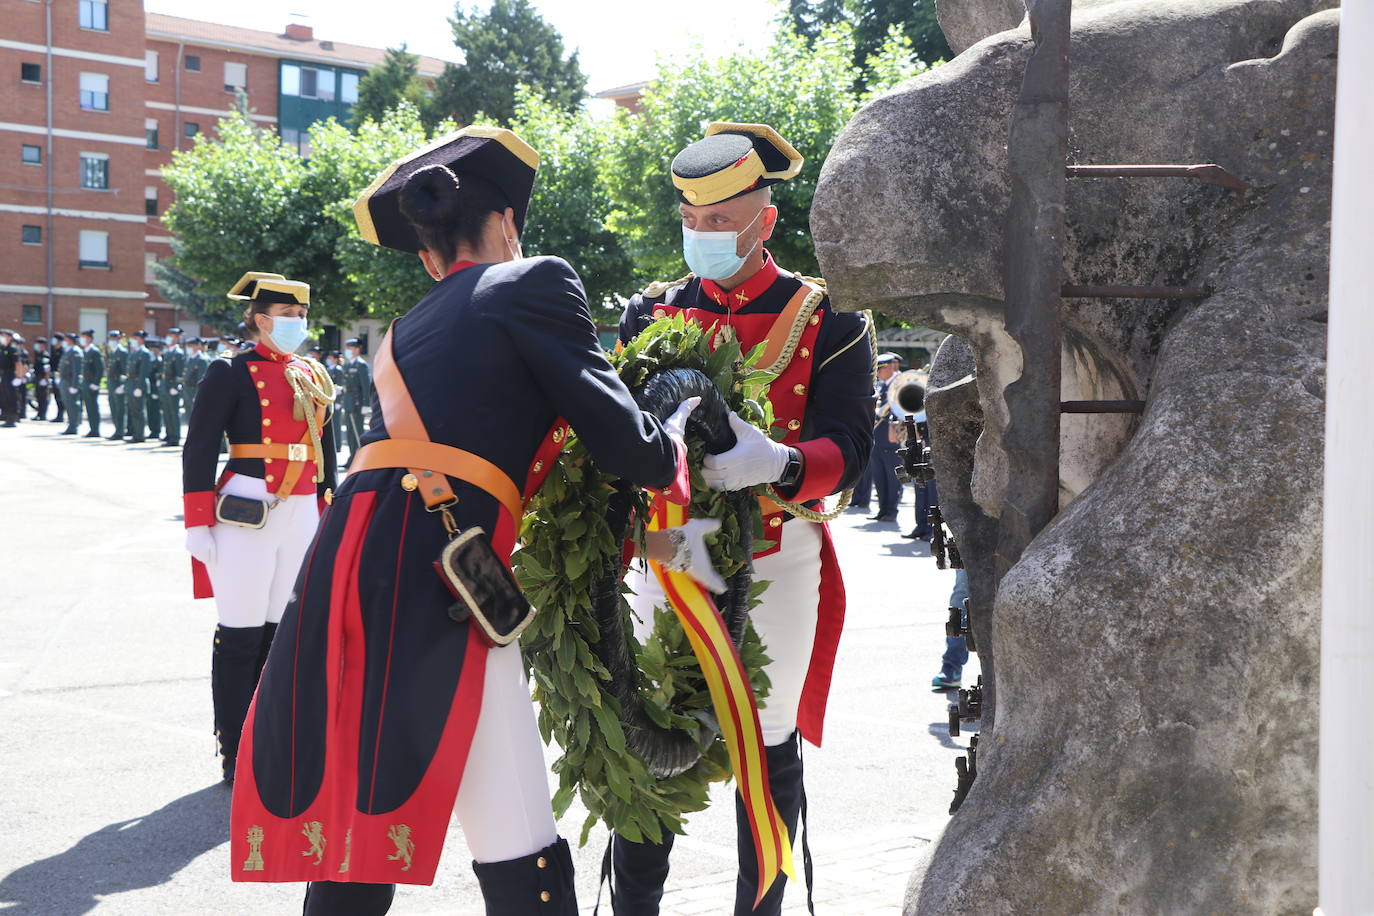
[935,0,1026,54]
[811,0,1336,912]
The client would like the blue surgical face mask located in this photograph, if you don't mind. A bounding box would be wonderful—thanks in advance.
[681,208,766,281]
[267,316,309,353]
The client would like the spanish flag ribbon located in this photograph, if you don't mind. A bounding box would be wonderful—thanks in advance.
[648,500,795,907]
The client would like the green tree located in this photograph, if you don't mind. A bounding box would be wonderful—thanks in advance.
[351,45,429,128]
[784,0,950,86]
[428,0,587,126]
[151,248,229,330]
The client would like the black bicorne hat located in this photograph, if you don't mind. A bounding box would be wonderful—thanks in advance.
[671,122,803,206]
[353,126,540,253]
[227,271,310,305]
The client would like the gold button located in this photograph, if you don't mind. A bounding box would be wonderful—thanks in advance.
[536,856,548,869]
[533,460,543,473]
[261,398,270,407]
[552,428,564,443]
[265,458,274,464]
[263,437,272,444]
[653,309,667,318]
[787,419,801,431]
[540,891,551,903]
[401,474,418,491]
[799,347,810,359]
[249,365,258,372]
[262,418,271,426]
[266,474,275,483]
[769,516,782,528]
[808,314,819,326]
[324,488,333,505]
[793,384,806,396]
[256,381,266,389]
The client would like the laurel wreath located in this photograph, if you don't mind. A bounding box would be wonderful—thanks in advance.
[515,315,779,845]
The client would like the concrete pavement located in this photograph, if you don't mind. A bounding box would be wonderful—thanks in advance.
[0,418,979,914]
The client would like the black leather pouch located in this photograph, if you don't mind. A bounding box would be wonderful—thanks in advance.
[215,493,269,529]
[433,527,535,647]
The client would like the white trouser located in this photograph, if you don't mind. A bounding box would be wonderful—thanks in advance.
[455,642,558,863]
[207,475,319,628]
[627,519,823,746]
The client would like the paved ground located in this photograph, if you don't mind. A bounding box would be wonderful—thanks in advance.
[0,412,979,915]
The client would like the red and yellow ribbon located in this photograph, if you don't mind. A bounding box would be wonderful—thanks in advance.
[648,500,795,907]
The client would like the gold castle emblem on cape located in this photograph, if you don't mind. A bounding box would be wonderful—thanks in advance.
[243,825,266,871]
[339,828,352,874]
[387,824,415,871]
[300,821,327,866]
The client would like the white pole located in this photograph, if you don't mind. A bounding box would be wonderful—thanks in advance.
[1318,5,1374,916]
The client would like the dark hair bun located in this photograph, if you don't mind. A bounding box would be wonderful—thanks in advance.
[399,164,463,232]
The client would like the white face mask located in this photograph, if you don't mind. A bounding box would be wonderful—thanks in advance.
[265,316,309,353]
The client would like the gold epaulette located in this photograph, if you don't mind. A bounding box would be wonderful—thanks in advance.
[641,274,694,300]
[794,274,828,291]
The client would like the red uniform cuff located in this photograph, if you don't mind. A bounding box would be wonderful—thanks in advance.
[184,491,216,528]
[789,438,845,503]
[648,439,691,506]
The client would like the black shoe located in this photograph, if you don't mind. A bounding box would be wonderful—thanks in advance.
[212,624,269,784]
[164,440,180,447]
[84,431,100,438]
[734,732,808,915]
[870,513,898,522]
[106,434,124,441]
[128,436,145,443]
[61,429,78,435]
[901,529,921,539]
[473,837,577,915]
[611,830,676,915]
[1,422,14,428]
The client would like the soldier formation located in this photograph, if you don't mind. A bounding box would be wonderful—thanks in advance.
[0,327,368,458]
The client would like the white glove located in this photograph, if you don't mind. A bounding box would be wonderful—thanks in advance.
[116,385,124,394]
[89,383,98,391]
[10,379,20,387]
[702,412,792,491]
[171,387,180,395]
[132,388,142,397]
[665,518,727,594]
[185,526,217,565]
[662,397,700,443]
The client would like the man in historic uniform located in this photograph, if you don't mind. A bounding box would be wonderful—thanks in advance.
[79,330,103,437]
[0,329,19,428]
[339,336,371,463]
[58,333,84,435]
[612,122,875,915]
[29,337,52,421]
[181,336,210,416]
[106,330,128,439]
[145,338,164,442]
[125,332,152,443]
[159,327,186,446]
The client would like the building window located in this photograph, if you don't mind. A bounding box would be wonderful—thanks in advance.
[184,121,200,138]
[145,252,159,284]
[224,61,247,92]
[145,49,159,82]
[185,54,201,72]
[281,63,300,96]
[22,144,42,164]
[22,305,43,325]
[80,153,109,190]
[145,186,158,217]
[279,127,313,158]
[21,62,41,83]
[78,0,108,31]
[145,118,159,149]
[79,72,109,111]
[282,64,335,101]
[22,225,42,245]
[340,72,359,105]
[300,67,319,98]
[78,230,109,268]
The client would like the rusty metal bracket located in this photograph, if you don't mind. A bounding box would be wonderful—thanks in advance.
[1067,163,1247,190]
[1062,284,1208,299]
[1060,400,1146,414]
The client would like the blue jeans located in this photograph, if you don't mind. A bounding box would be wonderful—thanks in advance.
[941,569,970,671]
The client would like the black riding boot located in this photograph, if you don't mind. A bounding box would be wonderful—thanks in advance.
[610,830,675,915]
[256,622,278,680]
[734,731,807,916]
[473,837,577,915]
[302,880,396,915]
[211,624,264,784]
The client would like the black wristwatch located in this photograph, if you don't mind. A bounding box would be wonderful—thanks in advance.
[777,447,804,488]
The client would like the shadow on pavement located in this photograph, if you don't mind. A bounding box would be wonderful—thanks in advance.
[927,721,965,752]
[0,784,229,914]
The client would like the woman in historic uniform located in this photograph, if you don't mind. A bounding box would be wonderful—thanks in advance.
[181,273,337,784]
[230,127,719,915]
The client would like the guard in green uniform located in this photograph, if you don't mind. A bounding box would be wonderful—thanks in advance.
[106,330,128,439]
[145,337,164,441]
[340,337,370,463]
[125,332,152,443]
[181,337,210,416]
[79,329,103,437]
[159,328,186,446]
[58,334,83,435]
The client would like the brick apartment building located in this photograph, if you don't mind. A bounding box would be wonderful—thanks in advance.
[2,1,445,341]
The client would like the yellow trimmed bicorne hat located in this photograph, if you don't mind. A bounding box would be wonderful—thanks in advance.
[671,122,803,206]
[352,125,540,253]
[227,271,310,305]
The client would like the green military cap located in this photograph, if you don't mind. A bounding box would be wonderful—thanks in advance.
[671,122,803,206]
[353,125,539,253]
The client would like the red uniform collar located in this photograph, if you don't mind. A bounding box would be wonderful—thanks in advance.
[699,250,779,311]
[446,260,479,276]
[253,342,296,364]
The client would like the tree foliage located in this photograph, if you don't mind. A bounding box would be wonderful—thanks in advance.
[428,0,587,126]
[351,45,430,128]
[151,247,227,329]
[784,0,950,87]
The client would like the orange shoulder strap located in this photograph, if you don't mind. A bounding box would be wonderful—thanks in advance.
[757,282,820,372]
[372,320,455,508]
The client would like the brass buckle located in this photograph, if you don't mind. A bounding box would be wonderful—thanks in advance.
[287,443,308,462]
[425,496,461,539]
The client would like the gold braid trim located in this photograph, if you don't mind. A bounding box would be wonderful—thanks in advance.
[642,273,694,300]
[284,357,336,484]
[762,308,878,524]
